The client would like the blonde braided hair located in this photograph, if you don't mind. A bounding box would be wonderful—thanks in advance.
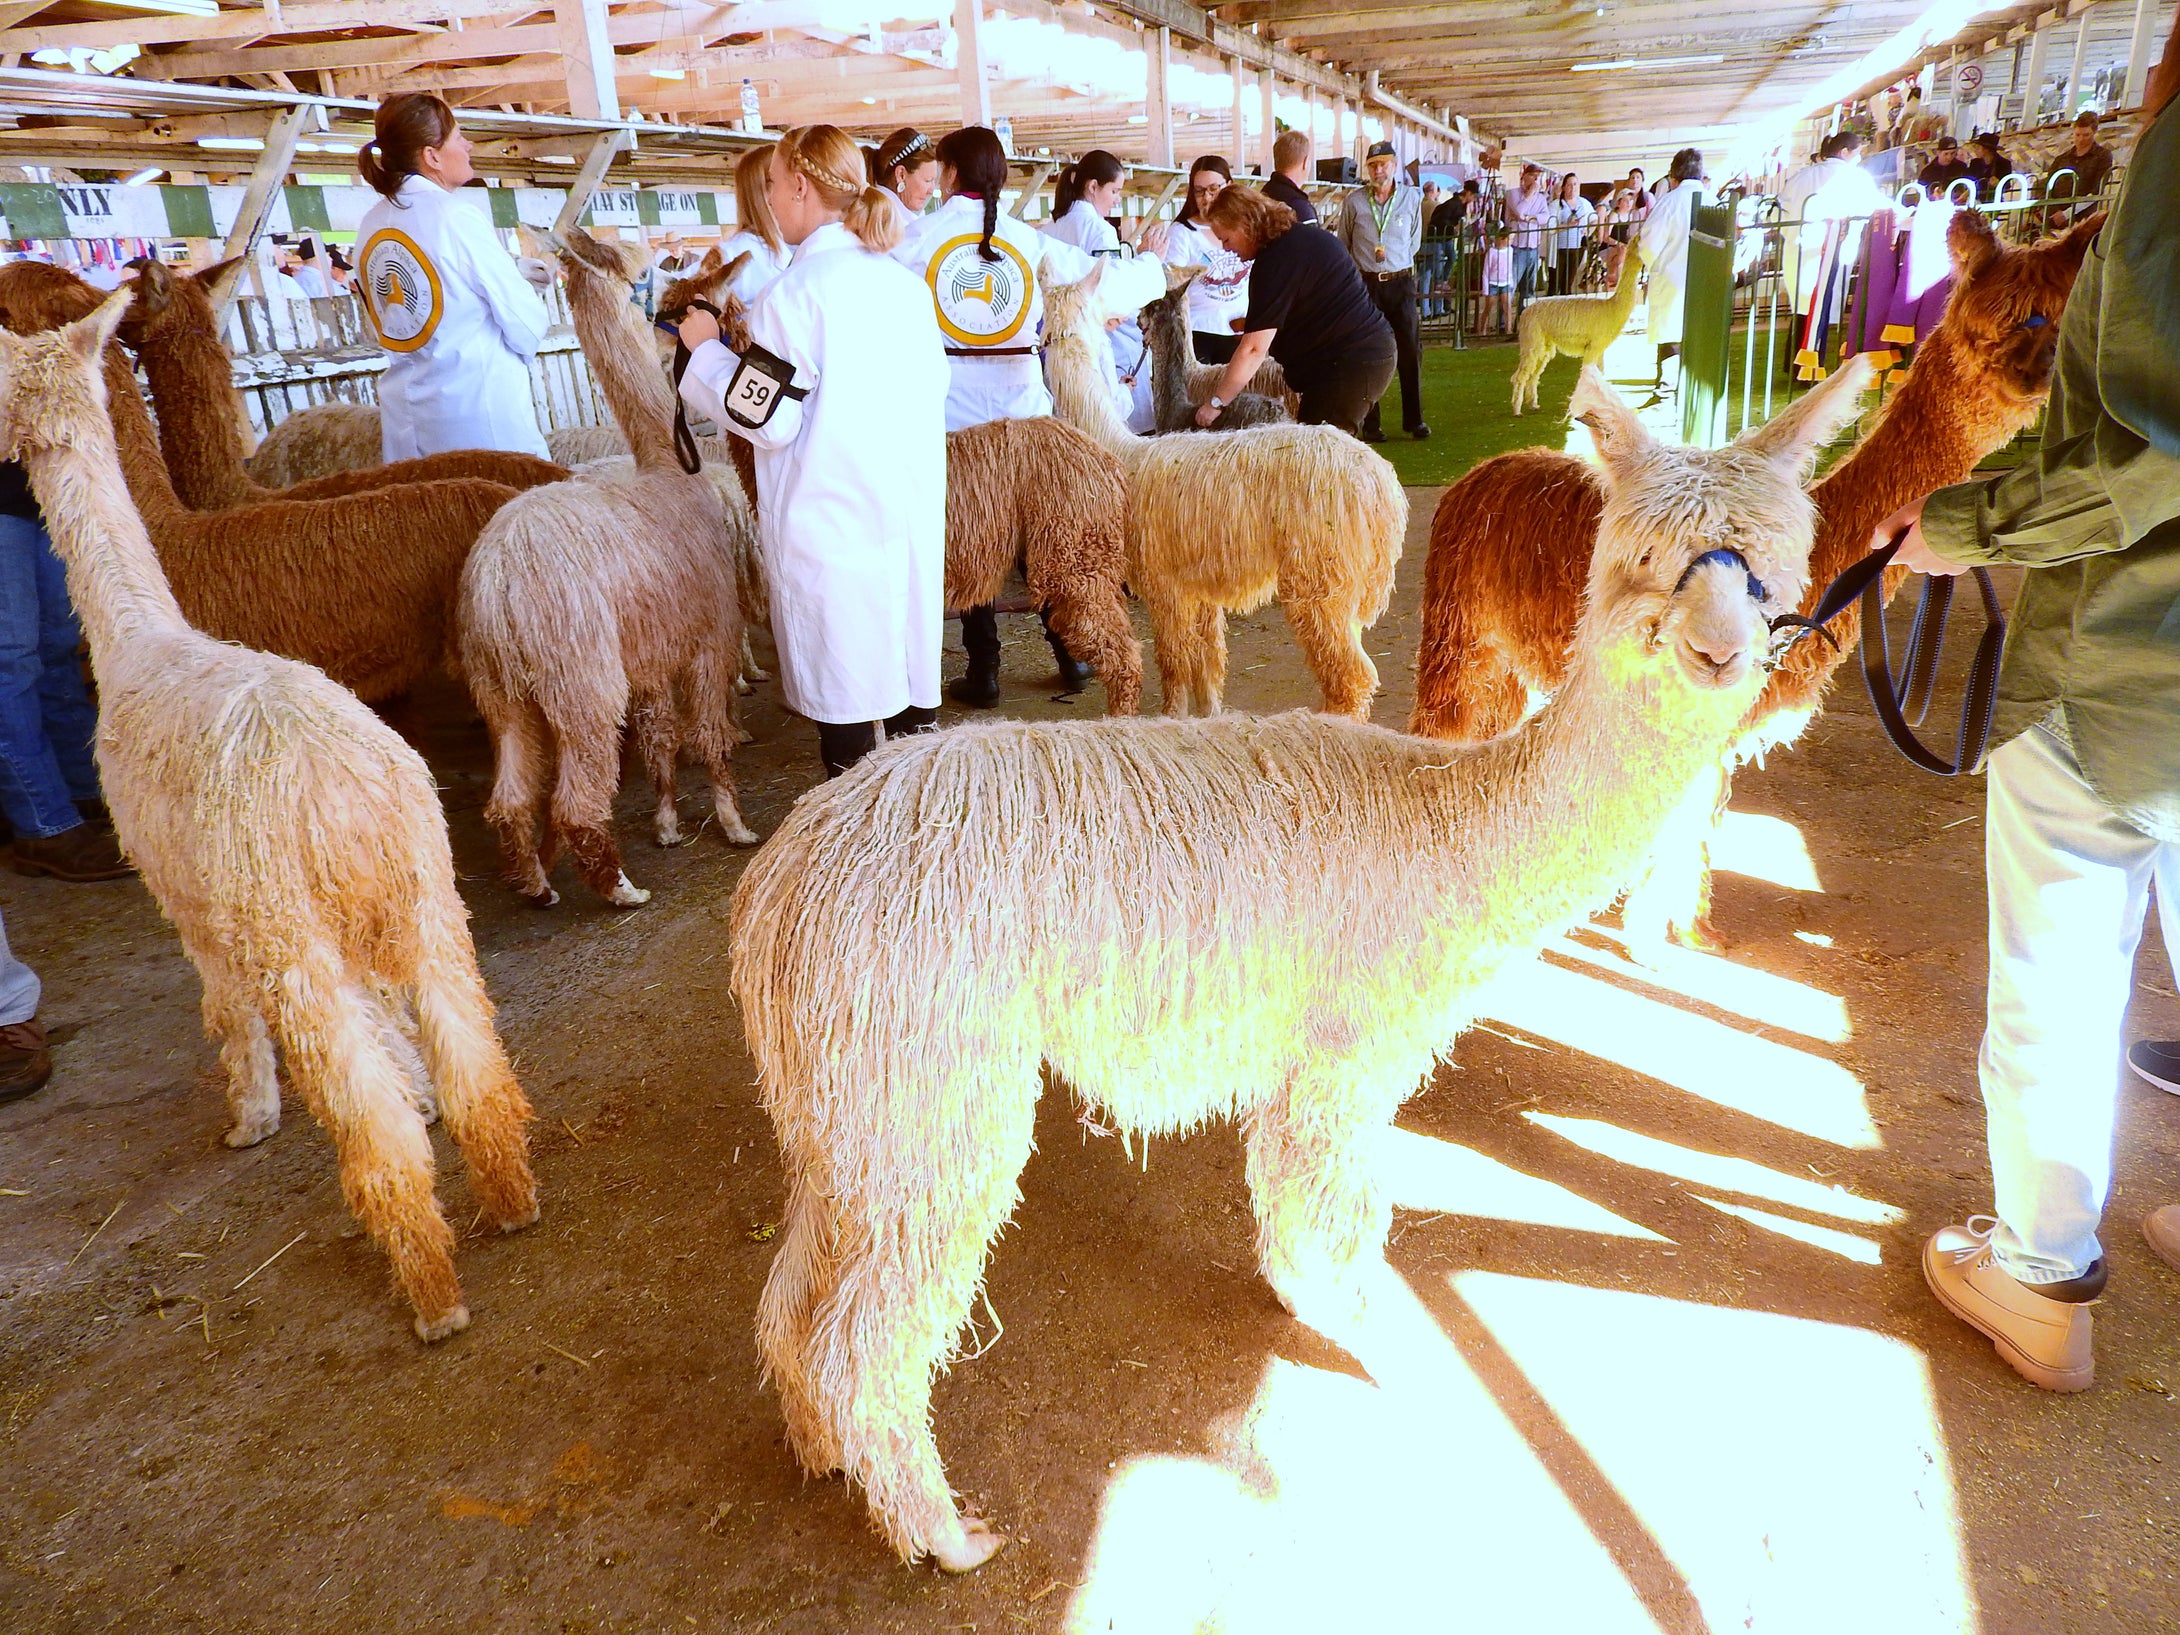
[777,125,903,254]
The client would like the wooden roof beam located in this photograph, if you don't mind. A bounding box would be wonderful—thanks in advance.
[0,0,525,54]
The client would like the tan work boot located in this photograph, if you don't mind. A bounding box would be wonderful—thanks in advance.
[1924,1218,2096,1393]
[2144,1207,2180,1274]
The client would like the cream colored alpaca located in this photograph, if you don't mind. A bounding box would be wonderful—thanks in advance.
[1510,242,1639,416]
[3,291,537,1341]
[730,361,1872,1570]
[1042,261,1406,719]
[244,399,382,486]
[457,229,758,910]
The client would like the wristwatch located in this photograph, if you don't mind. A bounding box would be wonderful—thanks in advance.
[1207,395,1225,410]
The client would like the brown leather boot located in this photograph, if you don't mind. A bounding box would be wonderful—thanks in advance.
[0,1017,51,1103]
[9,822,133,882]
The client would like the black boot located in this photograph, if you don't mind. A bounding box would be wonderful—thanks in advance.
[947,605,1002,708]
[1041,610,1095,694]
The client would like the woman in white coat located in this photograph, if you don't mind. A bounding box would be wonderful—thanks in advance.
[866,127,940,239]
[1158,156,1252,365]
[1632,147,1703,403]
[355,93,552,462]
[713,143,793,305]
[676,125,948,778]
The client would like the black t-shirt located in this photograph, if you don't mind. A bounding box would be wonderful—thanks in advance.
[1242,224,1394,393]
[1261,172,1319,225]
[0,460,37,523]
[1917,156,1975,191]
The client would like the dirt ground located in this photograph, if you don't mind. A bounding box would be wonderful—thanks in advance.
[3,490,2177,1635]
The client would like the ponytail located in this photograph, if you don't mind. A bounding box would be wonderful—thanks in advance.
[1052,149,1125,230]
[359,91,456,203]
[842,185,904,254]
[777,125,903,253]
[934,126,1009,264]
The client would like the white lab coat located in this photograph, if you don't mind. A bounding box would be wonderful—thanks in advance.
[712,230,792,304]
[679,222,947,726]
[1043,200,1156,431]
[357,174,551,461]
[898,194,1056,430]
[1634,180,1696,346]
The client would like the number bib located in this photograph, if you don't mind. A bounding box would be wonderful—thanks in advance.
[720,340,808,429]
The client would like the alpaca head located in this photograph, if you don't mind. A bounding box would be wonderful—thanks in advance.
[0,259,104,338]
[1933,208,2101,413]
[1041,259,1106,346]
[1571,358,1874,696]
[1138,265,1201,333]
[114,255,243,350]
[657,245,754,322]
[0,285,131,462]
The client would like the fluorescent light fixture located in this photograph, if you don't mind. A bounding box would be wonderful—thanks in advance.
[198,136,267,151]
[122,168,165,186]
[1571,52,1724,72]
[647,66,686,79]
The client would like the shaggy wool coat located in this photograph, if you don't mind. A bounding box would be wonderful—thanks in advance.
[681,222,947,724]
[358,175,552,462]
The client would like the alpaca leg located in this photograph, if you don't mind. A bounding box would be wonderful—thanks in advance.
[546,708,644,907]
[778,1066,1037,1570]
[1141,590,1195,717]
[1280,597,1377,721]
[688,648,760,846]
[756,1160,849,1476]
[631,687,687,848]
[410,899,538,1232]
[1622,759,1730,955]
[1038,590,1142,718]
[186,935,281,1147]
[478,691,558,907]
[1189,603,1228,716]
[275,956,466,1340]
[1417,660,1527,745]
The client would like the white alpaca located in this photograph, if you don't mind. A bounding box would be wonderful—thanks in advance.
[1509,242,1640,416]
[729,360,1874,1569]
[4,290,538,1341]
[456,229,760,910]
[1042,261,1407,720]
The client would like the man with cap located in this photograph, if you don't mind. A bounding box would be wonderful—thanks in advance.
[1504,161,1555,302]
[1334,140,1430,441]
[1917,133,1976,195]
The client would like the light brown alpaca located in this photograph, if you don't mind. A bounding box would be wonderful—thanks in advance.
[2,290,536,1340]
[244,400,382,487]
[1148,266,1300,419]
[456,229,758,910]
[1043,261,1407,719]
[120,258,567,508]
[730,362,1871,1569]
[1410,209,2101,944]
[944,416,1143,715]
[1509,241,1638,416]
[0,262,523,706]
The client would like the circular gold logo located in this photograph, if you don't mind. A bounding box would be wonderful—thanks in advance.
[924,231,1033,347]
[360,228,444,353]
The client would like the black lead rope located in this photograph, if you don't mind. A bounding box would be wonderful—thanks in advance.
[1779,529,2008,777]
[656,297,722,477]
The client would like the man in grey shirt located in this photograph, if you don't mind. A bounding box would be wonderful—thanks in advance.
[1335,139,1429,441]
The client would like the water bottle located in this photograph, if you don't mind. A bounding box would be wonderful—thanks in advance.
[994,115,1014,156]
[740,78,762,135]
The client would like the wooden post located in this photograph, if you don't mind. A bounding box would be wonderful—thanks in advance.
[556,0,620,121]
[954,0,990,129]
[552,128,629,236]
[213,102,310,320]
[1259,65,1276,174]
[1146,25,1174,169]
[1009,162,1053,217]
[2123,0,2157,105]
[1230,53,1246,168]
[2022,12,2053,122]
[2066,3,2093,112]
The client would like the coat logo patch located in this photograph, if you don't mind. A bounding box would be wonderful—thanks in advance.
[360,228,445,353]
[924,232,1033,347]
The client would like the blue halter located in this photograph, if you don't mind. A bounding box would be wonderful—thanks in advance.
[1674,547,1767,605]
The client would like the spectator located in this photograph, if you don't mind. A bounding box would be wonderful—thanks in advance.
[1334,139,1429,442]
[1195,184,1395,437]
[1887,9,2180,1392]
[1777,129,1887,318]
[1549,170,1594,293]
[1417,180,1449,318]
[326,244,353,294]
[1632,146,1703,401]
[1161,155,1251,364]
[1261,128,1319,225]
[1622,166,1653,211]
[289,240,331,299]
[2043,110,2114,202]
[0,905,48,1102]
[0,463,128,883]
[1504,162,1553,301]
[1430,180,1477,237]
[1968,130,2023,198]
[1480,228,1515,336]
[1601,186,1641,246]
[1917,133,1977,195]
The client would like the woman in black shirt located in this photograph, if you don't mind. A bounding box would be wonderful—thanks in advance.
[1192,185,1395,438]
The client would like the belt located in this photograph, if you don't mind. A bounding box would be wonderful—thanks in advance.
[1365,269,1415,282]
[945,345,1040,358]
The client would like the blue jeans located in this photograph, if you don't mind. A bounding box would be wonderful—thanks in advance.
[0,906,37,1025]
[0,513,100,838]
[1511,246,1541,299]
[1416,242,1449,316]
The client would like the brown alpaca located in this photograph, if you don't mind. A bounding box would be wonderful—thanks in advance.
[944,417,1143,715]
[0,262,523,705]
[456,228,758,909]
[119,258,567,509]
[1409,209,2102,943]
[2,290,536,1340]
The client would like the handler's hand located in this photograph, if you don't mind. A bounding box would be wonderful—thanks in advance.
[1136,221,1171,256]
[1193,401,1222,428]
[676,309,722,349]
[1872,497,1969,577]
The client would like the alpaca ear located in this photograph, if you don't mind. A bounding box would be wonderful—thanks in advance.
[1568,366,1652,477]
[63,284,133,364]
[516,222,563,262]
[2039,210,2104,273]
[1946,208,2002,281]
[1737,352,1875,479]
[1163,263,1204,293]
[719,250,753,289]
[198,256,247,310]
[700,246,726,274]
[118,256,175,333]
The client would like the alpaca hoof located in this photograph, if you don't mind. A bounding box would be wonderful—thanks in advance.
[654,821,687,849]
[929,1514,1007,1574]
[414,1304,471,1343]
[743,665,771,684]
[495,1205,541,1234]
[720,818,760,847]
[731,724,754,745]
[521,886,560,910]
[224,1115,279,1149]
[733,676,752,696]
[606,874,651,908]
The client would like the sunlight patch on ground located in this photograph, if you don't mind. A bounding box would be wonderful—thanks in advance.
[1707,809,1825,892]
[1524,1113,1901,1227]
[1457,1273,1973,1635]
[1691,1196,1886,1264]
[1381,1125,1669,1242]
[1558,929,1852,1043]
[1478,960,1881,1149]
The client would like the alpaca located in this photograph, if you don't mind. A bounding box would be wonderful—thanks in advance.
[119,258,566,509]
[1042,261,1407,719]
[456,228,759,909]
[1413,209,2101,945]
[1141,271,1289,432]
[0,262,523,705]
[1138,266,1299,419]
[244,399,382,486]
[1509,241,1638,416]
[944,416,1142,715]
[731,360,1873,1570]
[2,290,537,1341]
